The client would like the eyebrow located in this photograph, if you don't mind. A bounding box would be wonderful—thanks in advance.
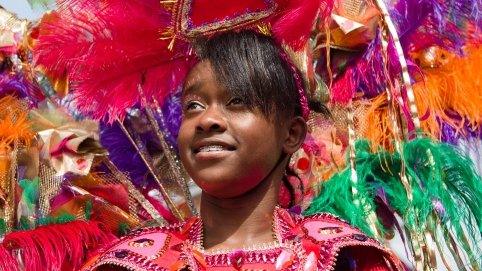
[182,81,203,96]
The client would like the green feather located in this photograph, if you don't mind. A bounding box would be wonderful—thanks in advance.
[37,213,76,226]
[26,0,55,10]
[305,137,482,267]
[402,138,482,266]
[19,177,39,207]
[18,216,32,230]
[118,222,130,236]
[0,218,6,236]
[84,199,93,220]
[17,177,40,230]
[305,140,386,237]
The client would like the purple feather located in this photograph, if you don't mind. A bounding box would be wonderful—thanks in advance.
[432,199,446,219]
[100,100,183,190]
[158,89,182,150]
[100,120,156,189]
[0,72,45,106]
[391,0,478,53]
[355,33,420,98]
[439,116,482,144]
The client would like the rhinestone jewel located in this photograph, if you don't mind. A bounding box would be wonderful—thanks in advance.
[353,233,368,241]
[114,250,129,259]
[228,250,245,269]
[128,238,155,248]
[303,251,317,271]
[275,249,294,270]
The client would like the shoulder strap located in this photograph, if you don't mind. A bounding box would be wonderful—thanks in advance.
[274,208,405,270]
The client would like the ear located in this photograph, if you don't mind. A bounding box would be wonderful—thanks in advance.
[283,116,307,155]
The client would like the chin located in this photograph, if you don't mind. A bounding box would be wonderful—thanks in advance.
[192,170,261,198]
[201,186,254,199]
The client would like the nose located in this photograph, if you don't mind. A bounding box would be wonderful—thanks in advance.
[196,106,227,133]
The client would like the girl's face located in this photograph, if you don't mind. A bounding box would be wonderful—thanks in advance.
[178,61,289,198]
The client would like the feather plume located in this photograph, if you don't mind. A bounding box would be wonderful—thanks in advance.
[34,0,195,121]
[327,0,479,103]
[0,73,45,106]
[304,140,384,236]
[273,0,332,50]
[159,90,182,148]
[0,245,18,271]
[2,220,116,271]
[0,96,34,151]
[413,45,482,141]
[100,121,155,189]
[306,138,482,266]
[329,65,358,104]
[391,0,479,53]
[440,118,482,144]
[355,94,397,151]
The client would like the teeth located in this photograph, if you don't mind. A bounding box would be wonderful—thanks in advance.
[198,145,226,152]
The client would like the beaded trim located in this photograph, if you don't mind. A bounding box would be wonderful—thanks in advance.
[84,208,403,271]
[173,0,277,38]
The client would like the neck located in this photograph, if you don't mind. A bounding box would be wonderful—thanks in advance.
[200,168,283,251]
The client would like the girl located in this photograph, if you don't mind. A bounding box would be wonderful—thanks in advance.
[82,31,403,271]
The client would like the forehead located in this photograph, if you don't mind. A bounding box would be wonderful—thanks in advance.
[183,60,221,96]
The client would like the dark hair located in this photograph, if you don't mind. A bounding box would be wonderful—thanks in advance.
[195,30,304,120]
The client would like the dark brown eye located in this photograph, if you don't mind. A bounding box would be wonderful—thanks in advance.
[185,101,204,111]
[227,97,244,106]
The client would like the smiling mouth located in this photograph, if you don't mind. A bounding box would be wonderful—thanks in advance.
[194,144,236,153]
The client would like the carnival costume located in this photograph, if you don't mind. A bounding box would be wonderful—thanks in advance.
[0,0,481,270]
[82,207,402,271]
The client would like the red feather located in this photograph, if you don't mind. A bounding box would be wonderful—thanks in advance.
[34,0,195,121]
[2,220,116,271]
[272,0,333,50]
[0,245,19,271]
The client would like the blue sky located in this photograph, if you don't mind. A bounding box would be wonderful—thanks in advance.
[0,0,46,20]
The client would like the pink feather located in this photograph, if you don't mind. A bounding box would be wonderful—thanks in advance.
[330,66,357,104]
[272,0,333,50]
[33,0,331,120]
[2,220,116,271]
[34,0,195,121]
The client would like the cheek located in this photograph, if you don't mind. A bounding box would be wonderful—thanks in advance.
[238,119,284,157]
[232,119,284,176]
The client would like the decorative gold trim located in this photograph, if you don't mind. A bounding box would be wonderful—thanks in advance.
[128,238,155,248]
[173,0,277,39]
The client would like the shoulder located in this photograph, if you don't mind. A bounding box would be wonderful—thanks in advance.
[274,208,405,270]
[81,217,202,271]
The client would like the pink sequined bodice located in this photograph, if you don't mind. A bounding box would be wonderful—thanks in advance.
[82,208,403,270]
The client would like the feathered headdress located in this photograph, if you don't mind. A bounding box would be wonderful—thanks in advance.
[33,0,333,121]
